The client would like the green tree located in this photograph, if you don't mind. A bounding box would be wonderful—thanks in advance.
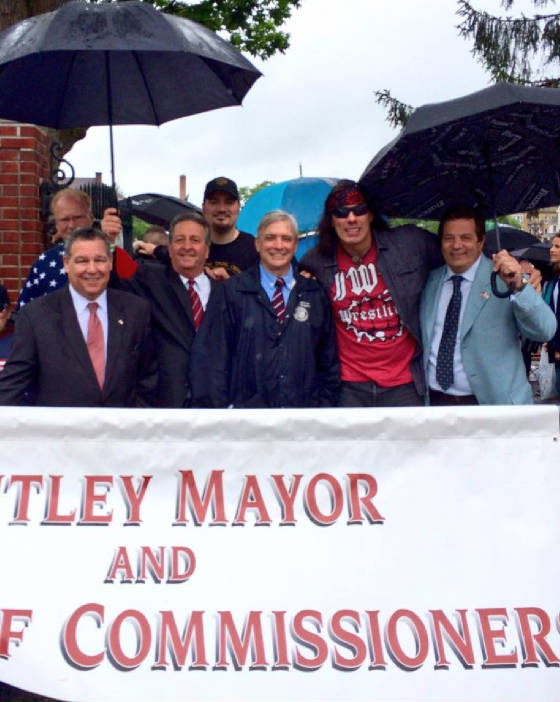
[149,0,302,59]
[375,1,560,129]
[239,179,275,204]
[457,0,560,87]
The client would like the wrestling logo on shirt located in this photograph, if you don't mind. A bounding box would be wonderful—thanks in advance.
[333,262,405,343]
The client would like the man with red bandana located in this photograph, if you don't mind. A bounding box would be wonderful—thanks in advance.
[301,180,443,406]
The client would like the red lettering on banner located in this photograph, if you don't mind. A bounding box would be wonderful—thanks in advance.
[365,610,388,669]
[233,475,272,525]
[330,609,367,669]
[169,546,196,583]
[271,474,303,525]
[175,470,227,526]
[79,476,113,525]
[347,474,384,524]
[215,611,268,669]
[106,546,196,583]
[0,609,32,659]
[106,546,135,583]
[476,608,518,667]
[154,611,208,669]
[43,475,76,524]
[385,609,429,670]
[62,603,105,669]
[514,607,560,667]
[292,610,328,670]
[304,474,343,526]
[429,609,475,669]
[271,611,290,669]
[139,546,165,582]
[120,475,152,525]
[107,609,151,669]
[8,475,43,523]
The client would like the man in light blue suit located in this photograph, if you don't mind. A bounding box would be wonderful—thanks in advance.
[420,204,557,405]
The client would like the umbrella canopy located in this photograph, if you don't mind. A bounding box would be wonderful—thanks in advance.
[510,242,552,264]
[0,0,261,185]
[119,193,201,229]
[360,82,560,221]
[237,177,339,235]
[484,225,539,253]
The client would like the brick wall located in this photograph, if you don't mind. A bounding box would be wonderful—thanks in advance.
[0,121,50,302]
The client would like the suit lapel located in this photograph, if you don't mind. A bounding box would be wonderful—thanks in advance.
[424,269,446,346]
[460,256,491,339]
[169,269,195,328]
[105,289,126,392]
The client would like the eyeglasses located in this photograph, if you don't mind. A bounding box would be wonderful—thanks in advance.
[331,203,369,218]
[55,214,89,226]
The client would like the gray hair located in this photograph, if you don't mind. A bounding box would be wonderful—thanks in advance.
[257,210,298,239]
[169,211,211,245]
[64,227,112,258]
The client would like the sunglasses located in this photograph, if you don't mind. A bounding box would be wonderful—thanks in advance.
[331,203,369,218]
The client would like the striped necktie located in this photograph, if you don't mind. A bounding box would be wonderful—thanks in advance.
[271,277,286,320]
[187,279,203,330]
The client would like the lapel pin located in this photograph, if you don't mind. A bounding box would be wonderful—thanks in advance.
[480,292,490,300]
[118,319,124,325]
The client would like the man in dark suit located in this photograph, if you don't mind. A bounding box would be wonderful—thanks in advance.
[123,211,215,407]
[0,228,156,407]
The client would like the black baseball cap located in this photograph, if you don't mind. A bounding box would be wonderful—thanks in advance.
[203,177,239,201]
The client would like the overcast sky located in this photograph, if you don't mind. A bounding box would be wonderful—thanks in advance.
[66,0,531,207]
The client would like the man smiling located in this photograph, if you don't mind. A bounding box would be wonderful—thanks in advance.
[420,204,557,405]
[0,228,156,406]
[301,179,443,407]
[190,210,340,408]
[122,212,216,407]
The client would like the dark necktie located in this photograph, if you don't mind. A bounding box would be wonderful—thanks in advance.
[86,302,105,389]
[271,277,286,320]
[187,279,203,330]
[436,275,463,391]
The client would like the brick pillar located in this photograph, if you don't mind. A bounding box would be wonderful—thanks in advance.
[0,121,50,302]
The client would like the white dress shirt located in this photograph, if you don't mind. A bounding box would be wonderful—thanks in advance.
[179,272,211,309]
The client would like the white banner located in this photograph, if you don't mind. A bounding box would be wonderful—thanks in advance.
[0,405,559,702]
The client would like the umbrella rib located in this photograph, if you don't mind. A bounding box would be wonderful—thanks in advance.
[131,51,160,125]
[55,51,79,129]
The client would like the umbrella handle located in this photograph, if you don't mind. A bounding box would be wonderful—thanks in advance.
[490,271,516,298]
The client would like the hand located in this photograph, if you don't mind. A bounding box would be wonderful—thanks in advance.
[100,207,122,243]
[492,249,523,291]
[135,241,157,258]
[519,259,541,294]
[555,351,560,361]
[205,265,230,281]
[0,304,10,334]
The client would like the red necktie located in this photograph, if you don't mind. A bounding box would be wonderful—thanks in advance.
[187,279,203,330]
[86,302,105,389]
[271,277,286,320]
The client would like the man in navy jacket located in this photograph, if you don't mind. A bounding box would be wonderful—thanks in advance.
[190,210,340,408]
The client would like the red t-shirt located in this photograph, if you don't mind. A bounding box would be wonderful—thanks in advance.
[331,244,415,386]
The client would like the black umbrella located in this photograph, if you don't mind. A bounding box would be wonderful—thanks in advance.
[0,0,261,188]
[360,82,560,223]
[119,193,202,229]
[510,242,552,264]
[484,225,539,254]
